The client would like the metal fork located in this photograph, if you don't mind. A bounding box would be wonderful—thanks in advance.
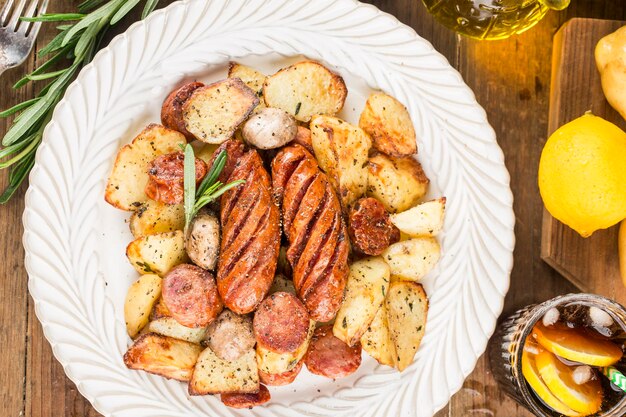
[0,0,49,76]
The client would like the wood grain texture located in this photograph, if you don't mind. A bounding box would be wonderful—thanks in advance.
[541,18,626,304]
[0,1,624,416]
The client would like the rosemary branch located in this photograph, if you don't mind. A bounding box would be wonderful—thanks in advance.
[0,0,161,203]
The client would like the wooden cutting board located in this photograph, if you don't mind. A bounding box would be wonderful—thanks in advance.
[541,18,626,303]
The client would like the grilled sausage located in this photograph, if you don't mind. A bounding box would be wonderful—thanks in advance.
[290,126,313,153]
[217,144,280,314]
[253,292,310,353]
[145,152,207,205]
[304,325,362,379]
[220,384,271,409]
[348,197,400,255]
[205,309,255,361]
[162,264,222,328]
[258,360,303,386]
[161,82,204,140]
[272,144,349,322]
[208,138,247,184]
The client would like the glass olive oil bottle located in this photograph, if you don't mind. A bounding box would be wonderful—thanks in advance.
[422,0,570,40]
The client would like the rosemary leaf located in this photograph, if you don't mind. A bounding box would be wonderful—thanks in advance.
[0,98,39,118]
[25,69,67,82]
[20,13,85,22]
[0,153,36,203]
[142,0,160,19]
[15,45,72,88]
[197,150,226,197]
[110,0,142,25]
[183,144,196,233]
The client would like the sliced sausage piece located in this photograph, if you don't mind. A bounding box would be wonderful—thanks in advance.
[220,384,271,409]
[162,264,222,328]
[290,126,313,153]
[205,310,255,361]
[185,209,220,270]
[253,292,310,353]
[161,82,204,140]
[348,197,400,256]
[304,325,362,379]
[208,139,247,184]
[145,152,207,205]
[259,360,303,386]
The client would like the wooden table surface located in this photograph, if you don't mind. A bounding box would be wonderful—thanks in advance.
[1,1,625,416]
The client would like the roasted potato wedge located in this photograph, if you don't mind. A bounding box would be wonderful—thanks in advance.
[124,274,162,338]
[126,230,188,276]
[256,320,314,375]
[386,281,428,371]
[360,304,395,367]
[183,78,259,144]
[366,153,429,213]
[310,115,371,208]
[105,124,186,211]
[129,199,185,238]
[359,92,417,157]
[382,237,440,281]
[263,61,347,122]
[228,62,266,95]
[123,333,201,381]
[390,198,446,237]
[188,347,259,395]
[151,297,171,320]
[333,257,390,347]
[147,317,207,344]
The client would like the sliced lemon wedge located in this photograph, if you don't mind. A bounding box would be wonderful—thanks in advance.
[521,341,581,416]
[533,322,623,366]
[535,350,603,415]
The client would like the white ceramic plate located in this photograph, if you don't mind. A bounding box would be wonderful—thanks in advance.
[23,1,515,416]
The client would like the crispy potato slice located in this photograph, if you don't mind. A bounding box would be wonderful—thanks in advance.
[188,347,259,395]
[105,124,186,211]
[366,153,429,213]
[124,274,162,338]
[360,304,395,367]
[256,320,314,374]
[310,115,371,208]
[359,93,417,157]
[129,199,185,238]
[386,281,428,371]
[123,333,201,381]
[333,257,390,346]
[151,297,171,320]
[147,317,207,344]
[263,61,347,122]
[382,237,440,281]
[126,230,188,276]
[228,62,266,96]
[183,78,259,144]
[390,198,446,237]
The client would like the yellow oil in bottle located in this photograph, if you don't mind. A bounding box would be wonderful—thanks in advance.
[422,0,569,40]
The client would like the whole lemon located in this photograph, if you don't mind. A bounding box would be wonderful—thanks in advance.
[538,113,626,238]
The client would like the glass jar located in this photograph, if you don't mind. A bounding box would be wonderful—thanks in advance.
[488,293,626,416]
[422,0,570,40]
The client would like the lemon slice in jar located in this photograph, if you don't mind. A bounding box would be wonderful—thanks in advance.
[535,350,603,415]
[521,341,581,416]
[533,322,623,366]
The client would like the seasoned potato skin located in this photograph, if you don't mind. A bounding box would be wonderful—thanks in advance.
[253,292,310,353]
[258,360,303,386]
[124,274,162,338]
[161,82,204,140]
[359,92,417,157]
[348,197,400,256]
[189,347,259,395]
[123,333,201,381]
[221,384,271,409]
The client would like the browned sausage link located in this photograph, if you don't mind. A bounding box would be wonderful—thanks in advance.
[208,138,247,184]
[161,82,204,140]
[348,197,400,256]
[253,292,310,353]
[290,126,313,153]
[259,360,303,386]
[217,149,280,314]
[161,264,223,328]
[145,152,207,205]
[271,145,349,322]
[304,325,362,379]
[220,384,271,409]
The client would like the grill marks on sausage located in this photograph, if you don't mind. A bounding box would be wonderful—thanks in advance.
[272,145,349,322]
[217,144,280,314]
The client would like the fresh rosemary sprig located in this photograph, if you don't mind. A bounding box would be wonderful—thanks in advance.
[0,0,161,203]
[183,145,245,233]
